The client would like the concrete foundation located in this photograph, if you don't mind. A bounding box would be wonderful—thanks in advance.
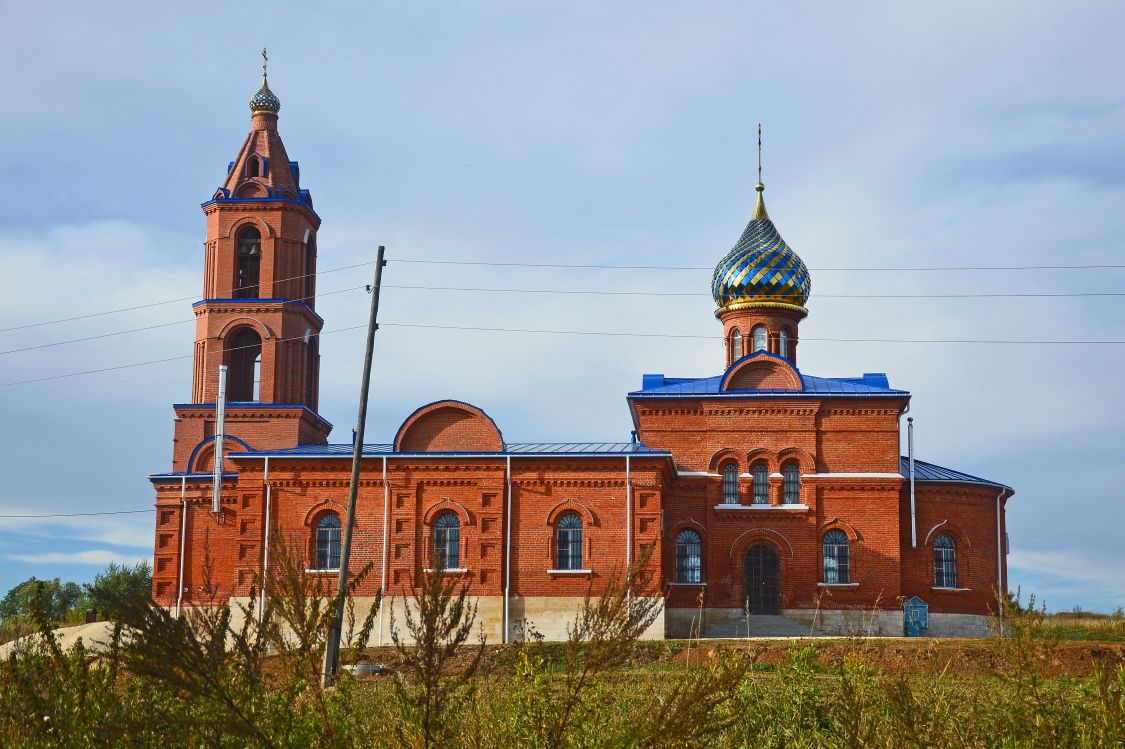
[666,606,997,638]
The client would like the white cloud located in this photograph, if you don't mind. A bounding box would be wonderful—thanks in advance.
[7,550,150,567]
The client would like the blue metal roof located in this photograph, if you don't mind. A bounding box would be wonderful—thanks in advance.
[900,457,1011,490]
[149,471,239,483]
[228,442,671,459]
[630,372,908,398]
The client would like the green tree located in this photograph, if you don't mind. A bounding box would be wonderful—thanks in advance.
[0,577,86,624]
[86,561,152,620]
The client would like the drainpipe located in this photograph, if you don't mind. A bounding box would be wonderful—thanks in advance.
[259,457,271,622]
[996,488,1007,599]
[504,455,512,644]
[378,456,388,645]
[212,364,228,517]
[908,417,917,548]
[176,475,187,617]
[625,454,632,601]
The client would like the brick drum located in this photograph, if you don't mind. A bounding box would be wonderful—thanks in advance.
[150,77,1013,641]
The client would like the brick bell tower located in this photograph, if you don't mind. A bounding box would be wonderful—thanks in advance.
[169,59,331,474]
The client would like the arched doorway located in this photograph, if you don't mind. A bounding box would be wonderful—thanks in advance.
[744,543,780,614]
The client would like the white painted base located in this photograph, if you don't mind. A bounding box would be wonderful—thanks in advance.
[665,606,997,639]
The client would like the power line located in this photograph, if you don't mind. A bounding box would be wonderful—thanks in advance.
[6,319,1125,389]
[0,284,369,357]
[380,321,1125,344]
[382,283,1125,300]
[0,509,156,519]
[6,255,1124,336]
[392,258,1125,272]
[0,261,377,334]
[6,280,1124,358]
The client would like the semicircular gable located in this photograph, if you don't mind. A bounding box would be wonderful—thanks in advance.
[721,351,803,392]
[394,400,504,453]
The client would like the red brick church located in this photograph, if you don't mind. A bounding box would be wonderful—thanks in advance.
[150,72,1014,639]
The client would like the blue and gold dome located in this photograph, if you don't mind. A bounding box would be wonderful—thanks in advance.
[249,78,281,114]
[711,182,811,315]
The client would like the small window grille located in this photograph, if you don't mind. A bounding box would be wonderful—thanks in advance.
[752,463,769,504]
[556,513,583,570]
[675,530,702,583]
[934,534,957,588]
[721,463,739,504]
[783,463,800,504]
[434,513,461,568]
[315,514,341,570]
[823,529,850,584]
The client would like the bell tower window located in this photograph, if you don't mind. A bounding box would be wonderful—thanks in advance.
[235,226,262,299]
[226,327,263,402]
[778,329,789,359]
[246,156,260,178]
[729,329,742,364]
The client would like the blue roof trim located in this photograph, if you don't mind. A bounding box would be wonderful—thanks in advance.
[901,457,1011,491]
[228,441,671,459]
[185,434,253,472]
[720,350,804,392]
[630,371,908,398]
[190,299,324,326]
[173,402,333,431]
[149,471,239,484]
[200,196,320,221]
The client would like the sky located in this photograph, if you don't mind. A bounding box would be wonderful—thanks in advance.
[0,0,1123,612]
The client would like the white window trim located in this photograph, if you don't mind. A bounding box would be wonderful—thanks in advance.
[305,568,340,574]
[714,503,809,510]
[802,473,903,479]
[548,569,593,574]
[423,567,468,574]
[817,582,860,588]
[931,586,972,592]
[677,470,720,478]
[668,581,707,586]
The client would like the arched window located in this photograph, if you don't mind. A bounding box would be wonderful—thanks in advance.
[433,512,461,569]
[246,156,260,178]
[823,529,850,584]
[226,328,263,402]
[235,226,262,299]
[778,329,790,360]
[782,462,801,504]
[753,326,768,352]
[752,462,769,504]
[730,329,742,363]
[555,513,584,570]
[934,534,957,588]
[675,530,702,583]
[314,514,341,570]
[721,462,739,504]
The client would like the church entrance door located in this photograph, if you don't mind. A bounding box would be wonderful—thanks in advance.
[744,543,780,614]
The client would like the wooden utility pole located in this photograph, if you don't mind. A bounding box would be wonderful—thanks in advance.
[322,245,386,687]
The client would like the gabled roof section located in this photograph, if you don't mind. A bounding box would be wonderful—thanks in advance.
[901,457,1012,491]
[630,371,908,398]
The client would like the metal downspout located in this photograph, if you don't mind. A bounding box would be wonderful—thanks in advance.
[908,417,917,548]
[176,475,187,617]
[626,455,632,601]
[504,455,512,644]
[378,456,388,645]
[259,456,270,622]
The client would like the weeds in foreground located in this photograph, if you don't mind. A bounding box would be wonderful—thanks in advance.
[1,550,1124,748]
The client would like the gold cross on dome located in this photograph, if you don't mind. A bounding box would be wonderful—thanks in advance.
[262,48,268,80]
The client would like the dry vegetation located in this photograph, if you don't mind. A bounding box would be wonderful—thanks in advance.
[1,543,1122,748]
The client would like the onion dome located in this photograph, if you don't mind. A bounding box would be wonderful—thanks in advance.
[711,182,811,315]
[249,77,281,114]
